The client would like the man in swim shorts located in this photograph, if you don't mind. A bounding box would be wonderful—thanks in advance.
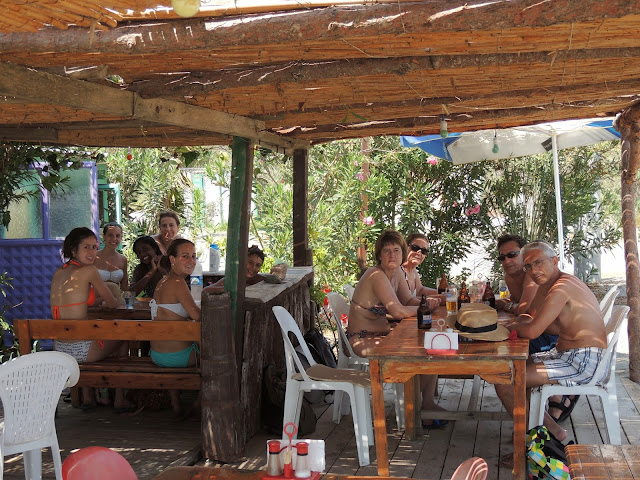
[494,241,607,442]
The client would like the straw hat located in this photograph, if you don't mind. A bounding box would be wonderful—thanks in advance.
[445,304,510,341]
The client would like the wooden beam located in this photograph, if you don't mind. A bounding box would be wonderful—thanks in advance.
[0,61,307,152]
[127,47,640,96]
[3,1,639,56]
[0,127,57,142]
[293,148,311,266]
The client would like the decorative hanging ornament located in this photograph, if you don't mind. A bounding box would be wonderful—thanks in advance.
[172,0,201,17]
[492,131,500,154]
[440,115,448,138]
[126,147,132,160]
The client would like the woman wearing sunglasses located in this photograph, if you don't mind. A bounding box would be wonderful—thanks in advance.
[347,230,448,428]
[401,233,445,305]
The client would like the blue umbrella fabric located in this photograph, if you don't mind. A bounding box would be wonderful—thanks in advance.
[401,118,619,165]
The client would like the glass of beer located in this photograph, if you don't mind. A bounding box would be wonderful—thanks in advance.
[446,286,458,315]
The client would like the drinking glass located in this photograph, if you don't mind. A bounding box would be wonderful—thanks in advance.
[446,286,458,315]
[123,291,135,309]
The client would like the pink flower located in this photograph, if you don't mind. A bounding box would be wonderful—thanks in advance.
[340,314,349,327]
[363,216,375,226]
[354,172,364,181]
[453,201,458,207]
[464,204,481,216]
[426,156,439,165]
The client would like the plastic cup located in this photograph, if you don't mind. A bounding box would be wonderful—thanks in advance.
[124,292,135,309]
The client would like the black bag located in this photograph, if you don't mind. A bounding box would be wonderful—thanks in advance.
[303,327,337,368]
[261,363,317,436]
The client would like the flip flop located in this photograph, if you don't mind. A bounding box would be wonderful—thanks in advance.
[547,395,580,423]
[422,419,449,429]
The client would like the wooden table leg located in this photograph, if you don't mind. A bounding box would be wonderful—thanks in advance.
[512,359,526,480]
[369,359,389,476]
[404,375,419,440]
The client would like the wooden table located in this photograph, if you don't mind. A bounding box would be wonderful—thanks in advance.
[368,306,529,480]
[565,444,640,480]
[88,301,152,320]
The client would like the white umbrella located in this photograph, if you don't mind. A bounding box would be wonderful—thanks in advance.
[401,118,620,268]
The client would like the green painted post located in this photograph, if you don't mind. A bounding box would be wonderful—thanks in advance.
[226,136,252,335]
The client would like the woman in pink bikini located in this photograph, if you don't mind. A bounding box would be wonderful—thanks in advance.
[50,227,131,411]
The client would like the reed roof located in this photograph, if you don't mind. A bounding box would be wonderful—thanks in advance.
[1,0,640,152]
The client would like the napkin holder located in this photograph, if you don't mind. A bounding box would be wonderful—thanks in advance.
[263,439,325,480]
[424,328,459,355]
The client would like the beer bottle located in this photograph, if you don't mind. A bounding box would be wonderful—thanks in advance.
[437,274,448,294]
[458,282,470,309]
[483,280,496,308]
[417,294,432,329]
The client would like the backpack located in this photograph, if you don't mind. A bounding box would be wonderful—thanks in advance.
[261,363,317,436]
[303,327,337,368]
[526,425,572,480]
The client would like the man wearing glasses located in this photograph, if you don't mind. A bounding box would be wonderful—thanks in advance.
[496,234,557,355]
[495,241,607,442]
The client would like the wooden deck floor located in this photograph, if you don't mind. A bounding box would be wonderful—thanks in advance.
[3,354,639,480]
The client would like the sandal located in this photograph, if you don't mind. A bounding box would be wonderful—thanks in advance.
[422,419,448,429]
[548,395,580,423]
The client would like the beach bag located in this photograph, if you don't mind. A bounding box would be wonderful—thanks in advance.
[526,425,571,480]
[261,363,317,436]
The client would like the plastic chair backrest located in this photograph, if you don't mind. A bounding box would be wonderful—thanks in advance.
[272,306,317,382]
[451,457,488,480]
[0,351,79,447]
[599,284,620,324]
[326,292,362,361]
[343,284,355,301]
[591,305,629,387]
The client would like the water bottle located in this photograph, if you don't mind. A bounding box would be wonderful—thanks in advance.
[190,259,203,302]
[209,244,221,272]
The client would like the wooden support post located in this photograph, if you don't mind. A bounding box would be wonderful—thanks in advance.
[226,137,253,344]
[293,148,312,266]
[615,107,640,382]
[201,291,244,460]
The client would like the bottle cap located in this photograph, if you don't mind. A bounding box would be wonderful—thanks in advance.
[268,440,281,453]
[296,442,308,454]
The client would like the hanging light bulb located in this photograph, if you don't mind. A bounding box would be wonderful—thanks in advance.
[126,147,132,160]
[440,115,448,138]
[492,131,500,154]
[172,0,201,17]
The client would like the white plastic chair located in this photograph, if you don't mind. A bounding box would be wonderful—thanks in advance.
[326,292,406,430]
[343,284,355,301]
[0,351,80,480]
[272,306,373,466]
[599,284,620,324]
[528,305,630,444]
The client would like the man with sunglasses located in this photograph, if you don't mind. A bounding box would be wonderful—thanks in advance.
[495,241,607,442]
[496,234,558,355]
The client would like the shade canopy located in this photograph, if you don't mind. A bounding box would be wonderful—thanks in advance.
[401,118,620,165]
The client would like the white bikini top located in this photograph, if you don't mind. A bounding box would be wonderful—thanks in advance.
[150,299,189,319]
[98,269,124,284]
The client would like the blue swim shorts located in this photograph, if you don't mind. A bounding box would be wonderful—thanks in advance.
[150,342,199,368]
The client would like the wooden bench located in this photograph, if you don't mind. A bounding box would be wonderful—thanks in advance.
[13,319,201,392]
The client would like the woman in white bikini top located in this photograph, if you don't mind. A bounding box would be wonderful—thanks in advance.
[94,222,129,292]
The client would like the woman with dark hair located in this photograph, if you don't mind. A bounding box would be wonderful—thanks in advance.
[50,227,131,411]
[401,233,443,301]
[204,245,265,291]
[129,235,167,298]
[150,238,201,413]
[151,211,181,256]
[94,222,128,293]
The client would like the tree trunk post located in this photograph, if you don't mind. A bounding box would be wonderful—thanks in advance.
[201,291,244,460]
[615,106,640,382]
[293,148,312,266]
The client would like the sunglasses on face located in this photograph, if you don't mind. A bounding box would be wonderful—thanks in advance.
[409,244,429,255]
[497,250,520,262]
